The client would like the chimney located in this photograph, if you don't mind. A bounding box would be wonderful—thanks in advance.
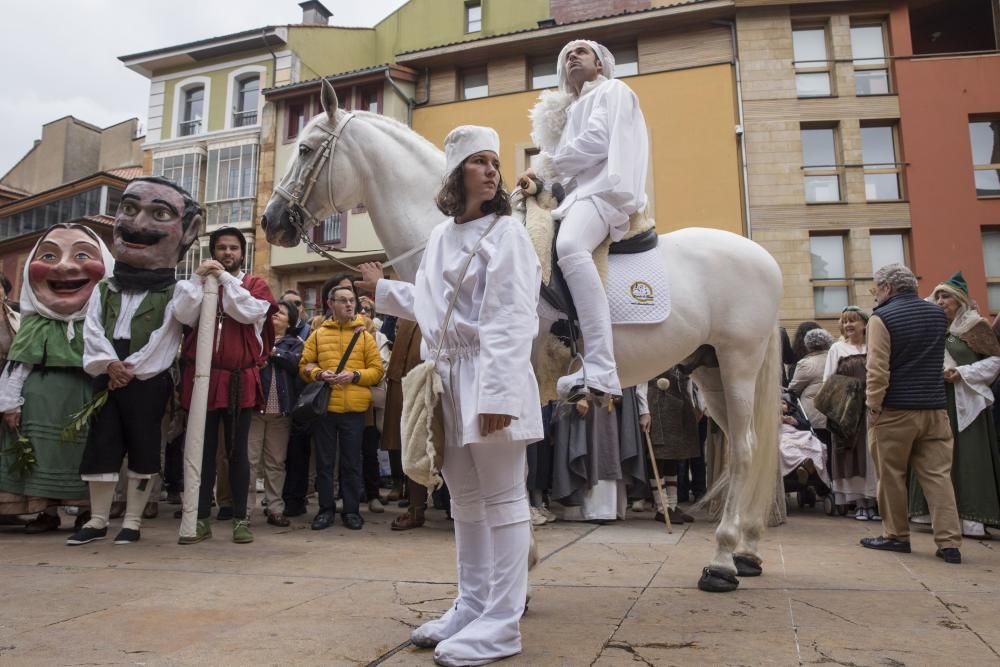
[299,0,332,26]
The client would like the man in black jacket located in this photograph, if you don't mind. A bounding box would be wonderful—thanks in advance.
[247,300,303,527]
[862,263,962,563]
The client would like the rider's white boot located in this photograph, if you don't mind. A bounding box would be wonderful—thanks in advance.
[555,250,622,398]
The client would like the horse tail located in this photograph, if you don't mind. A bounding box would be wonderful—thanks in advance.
[738,326,781,529]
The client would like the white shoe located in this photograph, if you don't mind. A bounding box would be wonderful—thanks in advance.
[412,519,491,648]
[854,507,869,521]
[962,519,986,538]
[529,506,547,526]
[255,478,264,493]
[539,505,557,522]
[368,498,385,513]
[912,514,932,525]
[631,499,649,513]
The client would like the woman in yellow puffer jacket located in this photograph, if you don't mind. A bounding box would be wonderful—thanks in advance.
[299,285,384,530]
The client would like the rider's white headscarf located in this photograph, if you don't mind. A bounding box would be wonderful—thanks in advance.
[443,125,500,176]
[556,40,616,96]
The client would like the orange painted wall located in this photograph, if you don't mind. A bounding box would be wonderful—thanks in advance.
[889,0,1000,309]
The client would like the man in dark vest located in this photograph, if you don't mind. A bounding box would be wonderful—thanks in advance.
[68,176,202,546]
[173,226,277,545]
[862,263,962,563]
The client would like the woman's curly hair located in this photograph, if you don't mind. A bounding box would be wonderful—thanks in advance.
[435,161,512,218]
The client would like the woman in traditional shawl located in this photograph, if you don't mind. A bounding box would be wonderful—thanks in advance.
[0,224,112,531]
[910,272,1000,539]
[823,306,878,520]
[0,273,19,363]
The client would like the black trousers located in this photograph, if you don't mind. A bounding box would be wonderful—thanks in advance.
[79,371,173,476]
[198,409,252,520]
[315,411,365,516]
[164,430,185,494]
[282,424,312,510]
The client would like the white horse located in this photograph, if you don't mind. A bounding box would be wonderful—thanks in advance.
[261,80,783,592]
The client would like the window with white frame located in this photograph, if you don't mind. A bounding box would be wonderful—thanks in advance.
[204,144,258,227]
[870,232,908,275]
[611,45,639,77]
[176,237,209,280]
[466,2,482,32]
[970,119,1000,197]
[851,24,890,95]
[530,55,558,89]
[153,153,204,200]
[461,67,488,100]
[810,234,850,316]
[313,212,344,247]
[793,27,832,97]
[233,75,260,127]
[801,126,842,203]
[861,124,902,201]
[180,85,204,136]
[983,230,1000,311]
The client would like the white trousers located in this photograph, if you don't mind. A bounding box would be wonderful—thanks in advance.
[554,199,622,396]
[420,441,530,666]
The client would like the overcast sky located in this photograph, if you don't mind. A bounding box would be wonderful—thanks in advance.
[0,0,408,177]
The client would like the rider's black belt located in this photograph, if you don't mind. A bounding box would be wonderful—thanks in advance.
[609,228,658,255]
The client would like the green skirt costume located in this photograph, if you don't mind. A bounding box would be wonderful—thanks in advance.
[909,335,1000,528]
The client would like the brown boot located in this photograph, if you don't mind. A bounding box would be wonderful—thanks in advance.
[109,501,126,519]
[391,507,426,531]
[142,502,159,519]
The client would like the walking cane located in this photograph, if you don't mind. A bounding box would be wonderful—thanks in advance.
[644,431,672,533]
[178,274,219,541]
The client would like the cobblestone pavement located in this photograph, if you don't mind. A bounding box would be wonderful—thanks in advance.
[1,501,998,666]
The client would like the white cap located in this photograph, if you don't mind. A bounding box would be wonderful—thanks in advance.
[444,125,500,176]
[556,39,616,96]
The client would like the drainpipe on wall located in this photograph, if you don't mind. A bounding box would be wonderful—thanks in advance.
[713,19,752,240]
[260,29,279,87]
[384,69,415,127]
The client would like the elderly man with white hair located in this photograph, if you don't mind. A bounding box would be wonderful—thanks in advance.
[521,39,650,401]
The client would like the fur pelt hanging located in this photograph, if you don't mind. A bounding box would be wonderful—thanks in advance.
[400,359,445,490]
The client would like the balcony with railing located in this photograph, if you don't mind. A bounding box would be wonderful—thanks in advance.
[178,119,201,137]
[232,109,258,128]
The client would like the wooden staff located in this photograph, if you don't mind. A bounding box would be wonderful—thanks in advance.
[178,274,219,540]
[644,431,672,533]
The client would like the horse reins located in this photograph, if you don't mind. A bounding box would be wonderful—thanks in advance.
[271,111,425,273]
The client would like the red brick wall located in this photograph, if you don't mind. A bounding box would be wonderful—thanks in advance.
[550,0,650,24]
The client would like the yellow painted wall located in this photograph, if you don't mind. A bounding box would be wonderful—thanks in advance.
[412,64,744,235]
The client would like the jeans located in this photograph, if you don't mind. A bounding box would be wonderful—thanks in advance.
[198,409,252,520]
[282,424,312,510]
[361,425,381,501]
[315,411,365,516]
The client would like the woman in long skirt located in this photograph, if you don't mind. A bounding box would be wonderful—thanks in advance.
[357,125,543,666]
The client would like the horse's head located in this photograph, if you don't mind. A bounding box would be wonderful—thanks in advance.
[261,79,357,247]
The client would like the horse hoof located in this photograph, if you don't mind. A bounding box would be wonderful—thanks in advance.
[697,567,739,592]
[734,554,763,577]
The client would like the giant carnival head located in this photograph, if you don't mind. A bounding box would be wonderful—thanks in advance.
[112,176,203,270]
[26,223,110,316]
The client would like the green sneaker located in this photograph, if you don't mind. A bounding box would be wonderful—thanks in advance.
[232,518,254,544]
[178,519,212,545]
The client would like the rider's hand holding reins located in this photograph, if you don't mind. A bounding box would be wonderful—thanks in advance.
[479,413,512,437]
[355,262,383,293]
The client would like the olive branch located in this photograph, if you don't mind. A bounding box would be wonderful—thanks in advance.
[58,389,108,444]
[3,429,36,480]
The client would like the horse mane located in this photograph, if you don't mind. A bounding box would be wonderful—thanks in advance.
[301,110,444,161]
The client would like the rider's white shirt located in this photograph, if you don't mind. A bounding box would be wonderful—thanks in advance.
[375,213,543,447]
[549,77,649,242]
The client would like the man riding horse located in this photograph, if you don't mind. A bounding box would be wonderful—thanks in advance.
[520,39,650,401]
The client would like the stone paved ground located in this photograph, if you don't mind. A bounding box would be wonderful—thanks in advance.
[1,501,998,666]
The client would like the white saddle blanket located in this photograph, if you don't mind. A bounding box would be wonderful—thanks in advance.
[539,246,670,325]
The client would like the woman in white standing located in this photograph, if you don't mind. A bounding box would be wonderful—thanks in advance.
[356,125,542,667]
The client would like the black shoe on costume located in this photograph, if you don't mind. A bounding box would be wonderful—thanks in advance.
[311,511,335,530]
[25,512,61,534]
[860,536,911,553]
[936,547,962,564]
[284,502,307,517]
[114,528,141,545]
[66,526,108,545]
[216,506,234,521]
[343,513,364,530]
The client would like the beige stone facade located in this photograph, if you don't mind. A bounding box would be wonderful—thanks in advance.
[737,1,909,328]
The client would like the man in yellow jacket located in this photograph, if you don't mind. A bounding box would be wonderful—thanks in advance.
[300,285,384,530]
